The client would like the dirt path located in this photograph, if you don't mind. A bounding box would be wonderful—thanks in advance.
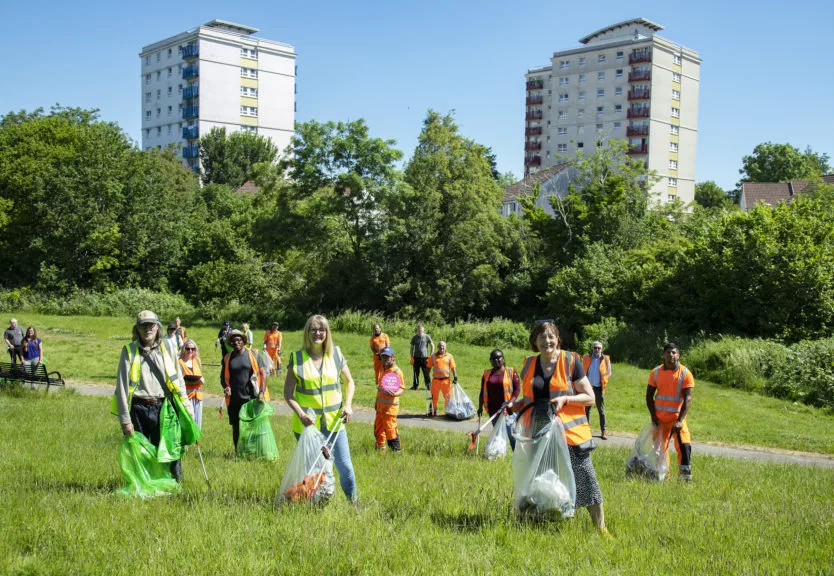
[66,382,834,469]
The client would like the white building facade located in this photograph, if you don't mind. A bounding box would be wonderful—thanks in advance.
[140,20,296,172]
[524,18,700,205]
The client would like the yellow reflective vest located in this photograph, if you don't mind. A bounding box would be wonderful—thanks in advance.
[110,339,181,415]
[291,347,345,434]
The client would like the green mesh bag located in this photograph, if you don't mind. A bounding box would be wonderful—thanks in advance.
[157,398,183,463]
[237,399,278,460]
[116,432,181,498]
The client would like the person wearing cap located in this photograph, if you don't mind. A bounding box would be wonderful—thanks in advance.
[369,324,390,386]
[478,348,521,450]
[647,343,695,481]
[215,321,233,357]
[263,322,283,376]
[114,310,193,481]
[582,341,612,440]
[220,329,265,450]
[374,346,405,453]
[4,318,24,365]
[165,322,181,354]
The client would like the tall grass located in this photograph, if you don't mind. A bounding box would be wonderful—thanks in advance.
[1,390,832,575]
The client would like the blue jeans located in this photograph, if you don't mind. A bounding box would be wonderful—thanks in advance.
[190,398,203,429]
[295,421,357,501]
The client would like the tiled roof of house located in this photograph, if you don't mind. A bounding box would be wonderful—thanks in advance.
[236,180,260,195]
[504,164,572,202]
[741,174,834,208]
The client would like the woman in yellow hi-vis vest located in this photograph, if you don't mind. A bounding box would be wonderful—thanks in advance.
[511,321,609,534]
[283,315,357,501]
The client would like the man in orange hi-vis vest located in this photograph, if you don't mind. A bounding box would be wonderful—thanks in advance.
[263,322,283,375]
[647,342,694,481]
[375,346,405,452]
[582,341,612,440]
[427,341,457,417]
[369,324,390,386]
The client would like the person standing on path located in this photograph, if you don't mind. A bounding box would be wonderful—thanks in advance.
[647,342,695,481]
[4,318,24,365]
[409,324,434,390]
[220,330,264,450]
[263,322,283,375]
[427,341,457,417]
[374,346,405,453]
[178,340,205,429]
[369,324,390,386]
[478,348,520,450]
[582,341,612,440]
[114,310,193,481]
[215,321,233,357]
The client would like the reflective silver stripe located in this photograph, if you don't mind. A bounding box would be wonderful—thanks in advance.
[652,366,660,386]
[549,390,571,399]
[563,415,588,429]
[377,397,397,405]
[295,351,304,381]
[602,357,611,378]
[575,438,595,450]
[298,382,341,396]
[656,405,680,413]
[520,356,535,381]
[656,394,681,402]
[321,401,342,413]
[676,367,688,398]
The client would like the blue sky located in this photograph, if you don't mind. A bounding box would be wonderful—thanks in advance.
[1,0,831,190]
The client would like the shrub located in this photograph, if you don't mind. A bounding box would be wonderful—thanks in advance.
[686,336,788,392]
[768,339,834,409]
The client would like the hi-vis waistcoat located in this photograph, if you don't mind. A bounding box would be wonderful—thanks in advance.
[291,347,345,434]
[370,334,389,355]
[377,366,405,414]
[222,348,261,395]
[264,330,281,352]
[649,364,690,417]
[520,352,592,447]
[482,367,515,412]
[582,354,612,393]
[430,353,454,380]
[110,339,180,415]
[179,356,203,400]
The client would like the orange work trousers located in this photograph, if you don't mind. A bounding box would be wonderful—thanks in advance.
[657,416,692,467]
[374,411,399,447]
[431,378,451,411]
[373,356,383,384]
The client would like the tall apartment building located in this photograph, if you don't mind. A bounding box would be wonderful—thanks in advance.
[524,18,700,204]
[140,20,296,173]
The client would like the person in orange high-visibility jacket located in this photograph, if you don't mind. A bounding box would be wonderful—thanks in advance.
[178,339,205,429]
[374,346,405,452]
[221,330,264,450]
[478,348,520,450]
[647,342,694,481]
[427,341,457,417]
[263,322,283,375]
[369,324,390,386]
[582,341,612,440]
[511,321,608,534]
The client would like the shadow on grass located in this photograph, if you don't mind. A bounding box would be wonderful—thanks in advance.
[32,476,121,495]
[430,511,497,533]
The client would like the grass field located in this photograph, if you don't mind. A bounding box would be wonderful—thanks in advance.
[10,313,834,454]
[0,389,832,575]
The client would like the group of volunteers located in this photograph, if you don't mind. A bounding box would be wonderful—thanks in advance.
[114,310,695,528]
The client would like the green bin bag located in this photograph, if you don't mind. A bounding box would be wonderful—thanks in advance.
[169,391,202,446]
[237,399,278,460]
[157,398,183,463]
[116,432,181,498]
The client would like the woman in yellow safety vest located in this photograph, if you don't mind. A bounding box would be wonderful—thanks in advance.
[283,314,357,501]
[511,321,609,534]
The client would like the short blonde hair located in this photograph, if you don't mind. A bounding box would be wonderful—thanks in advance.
[303,315,334,357]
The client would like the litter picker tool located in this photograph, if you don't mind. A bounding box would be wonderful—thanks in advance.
[194,441,214,494]
[467,401,509,451]
[290,413,347,502]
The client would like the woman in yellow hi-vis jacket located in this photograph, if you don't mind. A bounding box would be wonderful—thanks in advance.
[283,315,357,501]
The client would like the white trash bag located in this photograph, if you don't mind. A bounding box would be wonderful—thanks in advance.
[445,382,476,420]
[512,402,575,521]
[625,422,671,481]
[484,413,509,460]
[277,411,336,505]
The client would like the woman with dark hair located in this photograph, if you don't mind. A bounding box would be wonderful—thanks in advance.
[511,321,608,533]
[21,326,43,378]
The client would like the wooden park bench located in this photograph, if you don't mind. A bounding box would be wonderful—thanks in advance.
[0,362,65,390]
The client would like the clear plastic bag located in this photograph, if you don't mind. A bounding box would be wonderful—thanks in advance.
[116,432,181,499]
[277,412,335,505]
[625,422,670,481]
[512,403,575,521]
[484,413,509,460]
[445,383,476,420]
[237,400,278,461]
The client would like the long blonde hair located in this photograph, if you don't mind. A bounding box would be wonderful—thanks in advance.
[302,315,334,357]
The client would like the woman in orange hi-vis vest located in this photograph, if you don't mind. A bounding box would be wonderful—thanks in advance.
[427,341,457,417]
[263,322,283,375]
[511,321,609,535]
[369,324,390,386]
[178,339,205,429]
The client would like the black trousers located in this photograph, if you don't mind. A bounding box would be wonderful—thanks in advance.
[130,401,183,481]
[585,387,607,432]
[8,346,22,364]
[412,357,430,389]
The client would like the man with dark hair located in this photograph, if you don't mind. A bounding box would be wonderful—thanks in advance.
[647,342,695,481]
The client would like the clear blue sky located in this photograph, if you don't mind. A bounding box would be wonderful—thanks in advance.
[1,0,831,190]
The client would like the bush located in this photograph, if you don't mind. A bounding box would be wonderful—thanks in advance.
[686,336,788,392]
[578,319,690,369]
[767,339,834,409]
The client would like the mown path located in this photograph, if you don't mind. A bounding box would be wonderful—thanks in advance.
[66,382,834,469]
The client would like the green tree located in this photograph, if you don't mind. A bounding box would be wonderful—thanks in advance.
[694,180,731,209]
[738,142,830,186]
[199,127,279,187]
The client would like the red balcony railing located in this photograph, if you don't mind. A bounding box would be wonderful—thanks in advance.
[525,141,542,151]
[628,71,651,82]
[628,89,651,101]
[628,144,648,155]
[626,125,649,137]
[526,79,544,90]
[525,110,543,120]
[526,95,543,105]
[627,108,650,118]
[525,126,543,136]
[524,155,542,166]
[629,50,652,65]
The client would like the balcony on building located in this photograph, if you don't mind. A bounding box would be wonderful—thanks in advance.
[182,65,199,80]
[182,43,199,60]
[526,79,544,91]
[182,125,199,139]
[626,125,649,137]
[525,126,543,136]
[525,110,543,120]
[628,70,651,82]
[627,144,648,155]
[524,155,542,166]
[182,106,199,119]
[627,89,651,101]
[182,85,199,99]
[182,145,199,159]
[526,95,543,105]
[525,141,542,151]
[629,49,652,65]
[627,108,650,118]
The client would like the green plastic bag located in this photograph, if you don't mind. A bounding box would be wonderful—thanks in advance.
[157,398,183,463]
[116,432,181,498]
[237,399,278,460]
[169,391,202,446]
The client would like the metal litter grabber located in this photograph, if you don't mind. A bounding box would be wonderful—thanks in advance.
[295,414,347,501]
[467,401,509,452]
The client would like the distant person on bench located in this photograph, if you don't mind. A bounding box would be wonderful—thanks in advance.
[4,318,24,365]
[21,326,43,379]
